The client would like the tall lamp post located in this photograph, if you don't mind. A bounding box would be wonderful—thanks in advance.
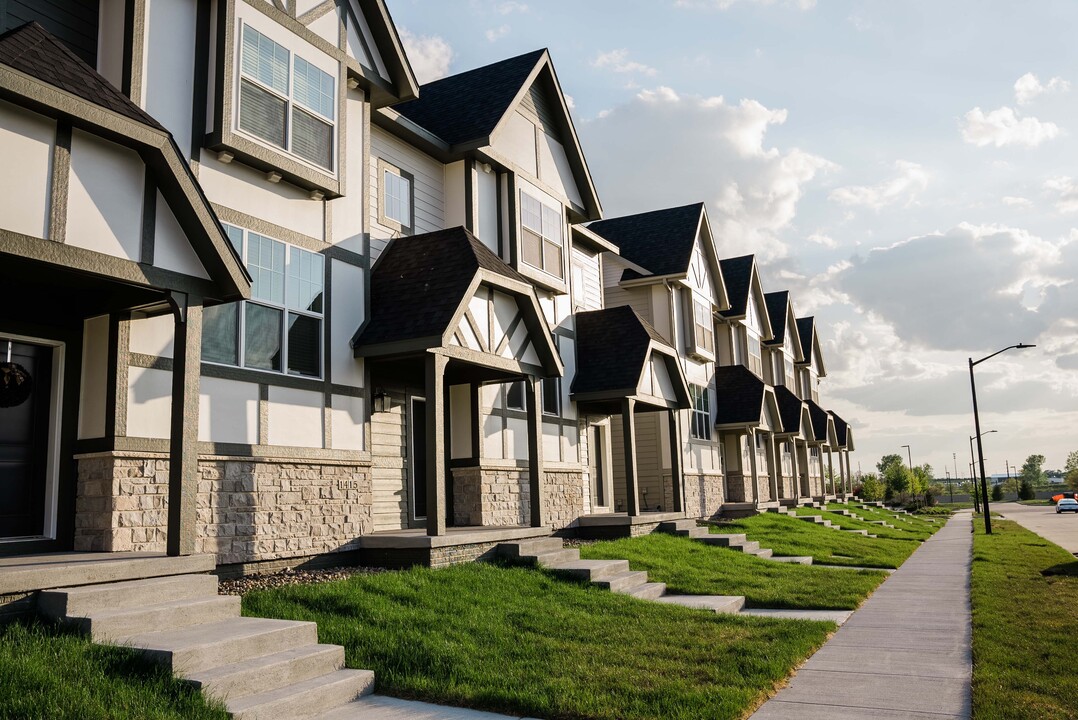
[970,343,1035,534]
[901,444,913,469]
[970,431,995,513]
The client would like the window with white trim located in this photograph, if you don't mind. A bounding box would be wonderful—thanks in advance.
[541,377,560,416]
[237,24,336,171]
[378,158,413,233]
[519,190,564,279]
[784,356,795,387]
[689,384,711,441]
[691,298,714,357]
[745,326,763,377]
[202,224,324,377]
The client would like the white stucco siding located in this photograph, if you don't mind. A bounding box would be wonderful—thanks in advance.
[0,101,54,240]
[268,387,324,448]
[330,87,366,254]
[307,7,339,46]
[198,377,259,444]
[153,191,210,279]
[476,164,499,253]
[126,366,172,439]
[443,161,466,236]
[496,112,538,177]
[129,312,175,359]
[559,336,577,420]
[331,394,365,451]
[449,384,471,459]
[144,0,196,158]
[345,0,388,78]
[199,156,324,240]
[538,132,583,208]
[687,240,716,304]
[330,260,365,388]
[369,126,445,260]
[66,130,144,261]
[78,315,110,440]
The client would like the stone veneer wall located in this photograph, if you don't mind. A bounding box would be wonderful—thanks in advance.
[452,465,586,531]
[683,472,724,519]
[725,471,752,503]
[74,451,373,565]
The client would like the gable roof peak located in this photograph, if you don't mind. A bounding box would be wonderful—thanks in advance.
[586,203,706,277]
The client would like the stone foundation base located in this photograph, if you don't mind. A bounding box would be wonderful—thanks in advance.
[683,472,724,520]
[451,465,586,531]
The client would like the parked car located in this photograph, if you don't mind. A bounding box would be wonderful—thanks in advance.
[1056,498,1078,514]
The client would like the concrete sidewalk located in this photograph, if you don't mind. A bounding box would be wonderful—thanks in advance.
[750,510,972,720]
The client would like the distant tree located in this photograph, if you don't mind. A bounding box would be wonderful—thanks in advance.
[860,473,885,501]
[877,454,903,474]
[1020,454,1047,487]
[992,484,1004,502]
[1019,479,1035,501]
[1065,451,1078,492]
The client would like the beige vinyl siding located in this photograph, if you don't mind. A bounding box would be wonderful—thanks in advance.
[371,402,409,531]
[610,413,666,512]
[369,126,445,261]
[601,255,653,324]
[571,245,602,311]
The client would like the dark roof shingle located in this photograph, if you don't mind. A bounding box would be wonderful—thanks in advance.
[806,398,830,443]
[393,49,545,145]
[796,317,816,362]
[830,411,849,446]
[774,385,807,435]
[572,305,668,395]
[587,203,704,277]
[718,255,754,318]
[713,364,768,426]
[0,22,164,130]
[764,291,790,346]
[355,226,526,348]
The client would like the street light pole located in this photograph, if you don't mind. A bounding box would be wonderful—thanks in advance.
[970,431,995,513]
[969,343,1035,534]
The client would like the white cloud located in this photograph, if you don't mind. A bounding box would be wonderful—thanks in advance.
[829,161,929,210]
[564,94,575,110]
[485,24,510,42]
[1044,176,1078,213]
[676,0,816,9]
[494,1,528,13]
[806,232,838,248]
[593,49,658,77]
[1014,72,1070,105]
[399,28,453,84]
[1002,196,1033,208]
[960,106,1060,148]
[581,89,832,261]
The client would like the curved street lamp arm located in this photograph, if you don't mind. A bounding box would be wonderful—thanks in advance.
[971,343,1036,367]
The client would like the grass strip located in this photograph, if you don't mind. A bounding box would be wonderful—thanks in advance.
[971,518,1078,720]
[0,620,228,720]
[714,513,918,568]
[243,562,833,720]
[804,506,932,541]
[843,503,937,534]
[579,533,887,609]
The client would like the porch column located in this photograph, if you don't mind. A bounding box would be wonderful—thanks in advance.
[843,450,852,495]
[525,376,546,528]
[425,353,448,536]
[748,431,760,505]
[826,447,835,496]
[167,294,202,557]
[766,434,779,501]
[621,398,639,516]
[667,409,683,513]
[790,441,802,502]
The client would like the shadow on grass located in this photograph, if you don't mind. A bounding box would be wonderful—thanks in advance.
[1041,560,1078,578]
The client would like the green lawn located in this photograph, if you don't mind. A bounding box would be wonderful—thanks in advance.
[971,519,1078,720]
[578,533,887,609]
[805,506,932,541]
[243,562,834,720]
[0,620,228,720]
[843,503,937,535]
[714,513,919,569]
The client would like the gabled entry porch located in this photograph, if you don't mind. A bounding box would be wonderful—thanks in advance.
[713,365,784,513]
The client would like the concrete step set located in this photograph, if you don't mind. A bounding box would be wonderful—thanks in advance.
[37,573,482,720]
[768,507,880,539]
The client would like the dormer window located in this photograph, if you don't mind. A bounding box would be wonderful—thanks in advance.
[520,190,564,279]
[238,24,336,171]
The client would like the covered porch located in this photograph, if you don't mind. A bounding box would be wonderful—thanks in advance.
[713,365,783,512]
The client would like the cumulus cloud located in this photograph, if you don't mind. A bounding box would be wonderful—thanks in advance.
[1043,177,1078,213]
[1014,72,1070,105]
[399,28,453,84]
[494,1,529,12]
[1002,196,1033,208]
[829,161,929,210]
[592,49,658,77]
[676,0,816,9]
[806,232,838,248]
[960,106,1060,148]
[485,24,510,42]
[580,90,832,260]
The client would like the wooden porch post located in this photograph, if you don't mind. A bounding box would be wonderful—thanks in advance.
[826,447,835,496]
[748,430,760,505]
[166,293,202,557]
[766,433,779,501]
[621,398,639,516]
[790,440,802,502]
[426,353,447,536]
[667,409,683,513]
[525,376,546,528]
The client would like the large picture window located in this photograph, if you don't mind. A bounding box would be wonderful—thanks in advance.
[202,224,324,378]
[238,24,336,171]
[689,384,711,441]
[519,190,564,279]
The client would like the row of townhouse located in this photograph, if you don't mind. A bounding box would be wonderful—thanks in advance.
[0,0,853,571]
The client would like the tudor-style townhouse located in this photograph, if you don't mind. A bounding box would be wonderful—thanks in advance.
[0,0,854,574]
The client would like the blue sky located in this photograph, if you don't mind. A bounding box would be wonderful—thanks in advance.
[387,0,1078,476]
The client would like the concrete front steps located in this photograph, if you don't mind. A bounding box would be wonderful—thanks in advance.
[656,519,813,564]
[39,573,375,719]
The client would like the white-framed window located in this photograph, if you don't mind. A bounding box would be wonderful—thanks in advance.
[541,377,560,416]
[691,298,714,358]
[689,384,711,441]
[237,24,336,171]
[745,326,763,377]
[378,158,413,233]
[202,224,325,377]
[519,190,564,279]
[784,356,795,387]
[782,441,793,474]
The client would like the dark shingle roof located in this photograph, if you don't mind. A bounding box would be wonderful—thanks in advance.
[830,411,849,446]
[713,365,768,426]
[718,255,754,318]
[393,49,545,145]
[587,203,704,277]
[764,291,789,346]
[796,317,815,363]
[355,226,526,348]
[0,22,164,130]
[572,305,668,395]
[774,385,806,435]
[806,399,830,443]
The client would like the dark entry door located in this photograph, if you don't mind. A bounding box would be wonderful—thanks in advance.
[410,397,427,521]
[0,340,52,539]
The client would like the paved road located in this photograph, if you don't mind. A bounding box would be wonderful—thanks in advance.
[750,511,972,720]
[996,501,1078,554]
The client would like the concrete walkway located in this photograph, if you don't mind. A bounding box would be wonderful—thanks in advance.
[750,510,973,720]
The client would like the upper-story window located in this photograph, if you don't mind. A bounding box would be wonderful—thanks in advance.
[238,24,336,171]
[745,327,763,377]
[689,384,711,441]
[202,224,324,378]
[378,159,414,234]
[541,378,560,416]
[784,357,795,387]
[520,190,564,279]
[693,299,714,357]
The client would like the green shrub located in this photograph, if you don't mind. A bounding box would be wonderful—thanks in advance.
[991,484,1004,501]
[1018,480,1036,501]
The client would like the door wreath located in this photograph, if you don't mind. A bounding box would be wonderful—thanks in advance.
[0,341,33,408]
